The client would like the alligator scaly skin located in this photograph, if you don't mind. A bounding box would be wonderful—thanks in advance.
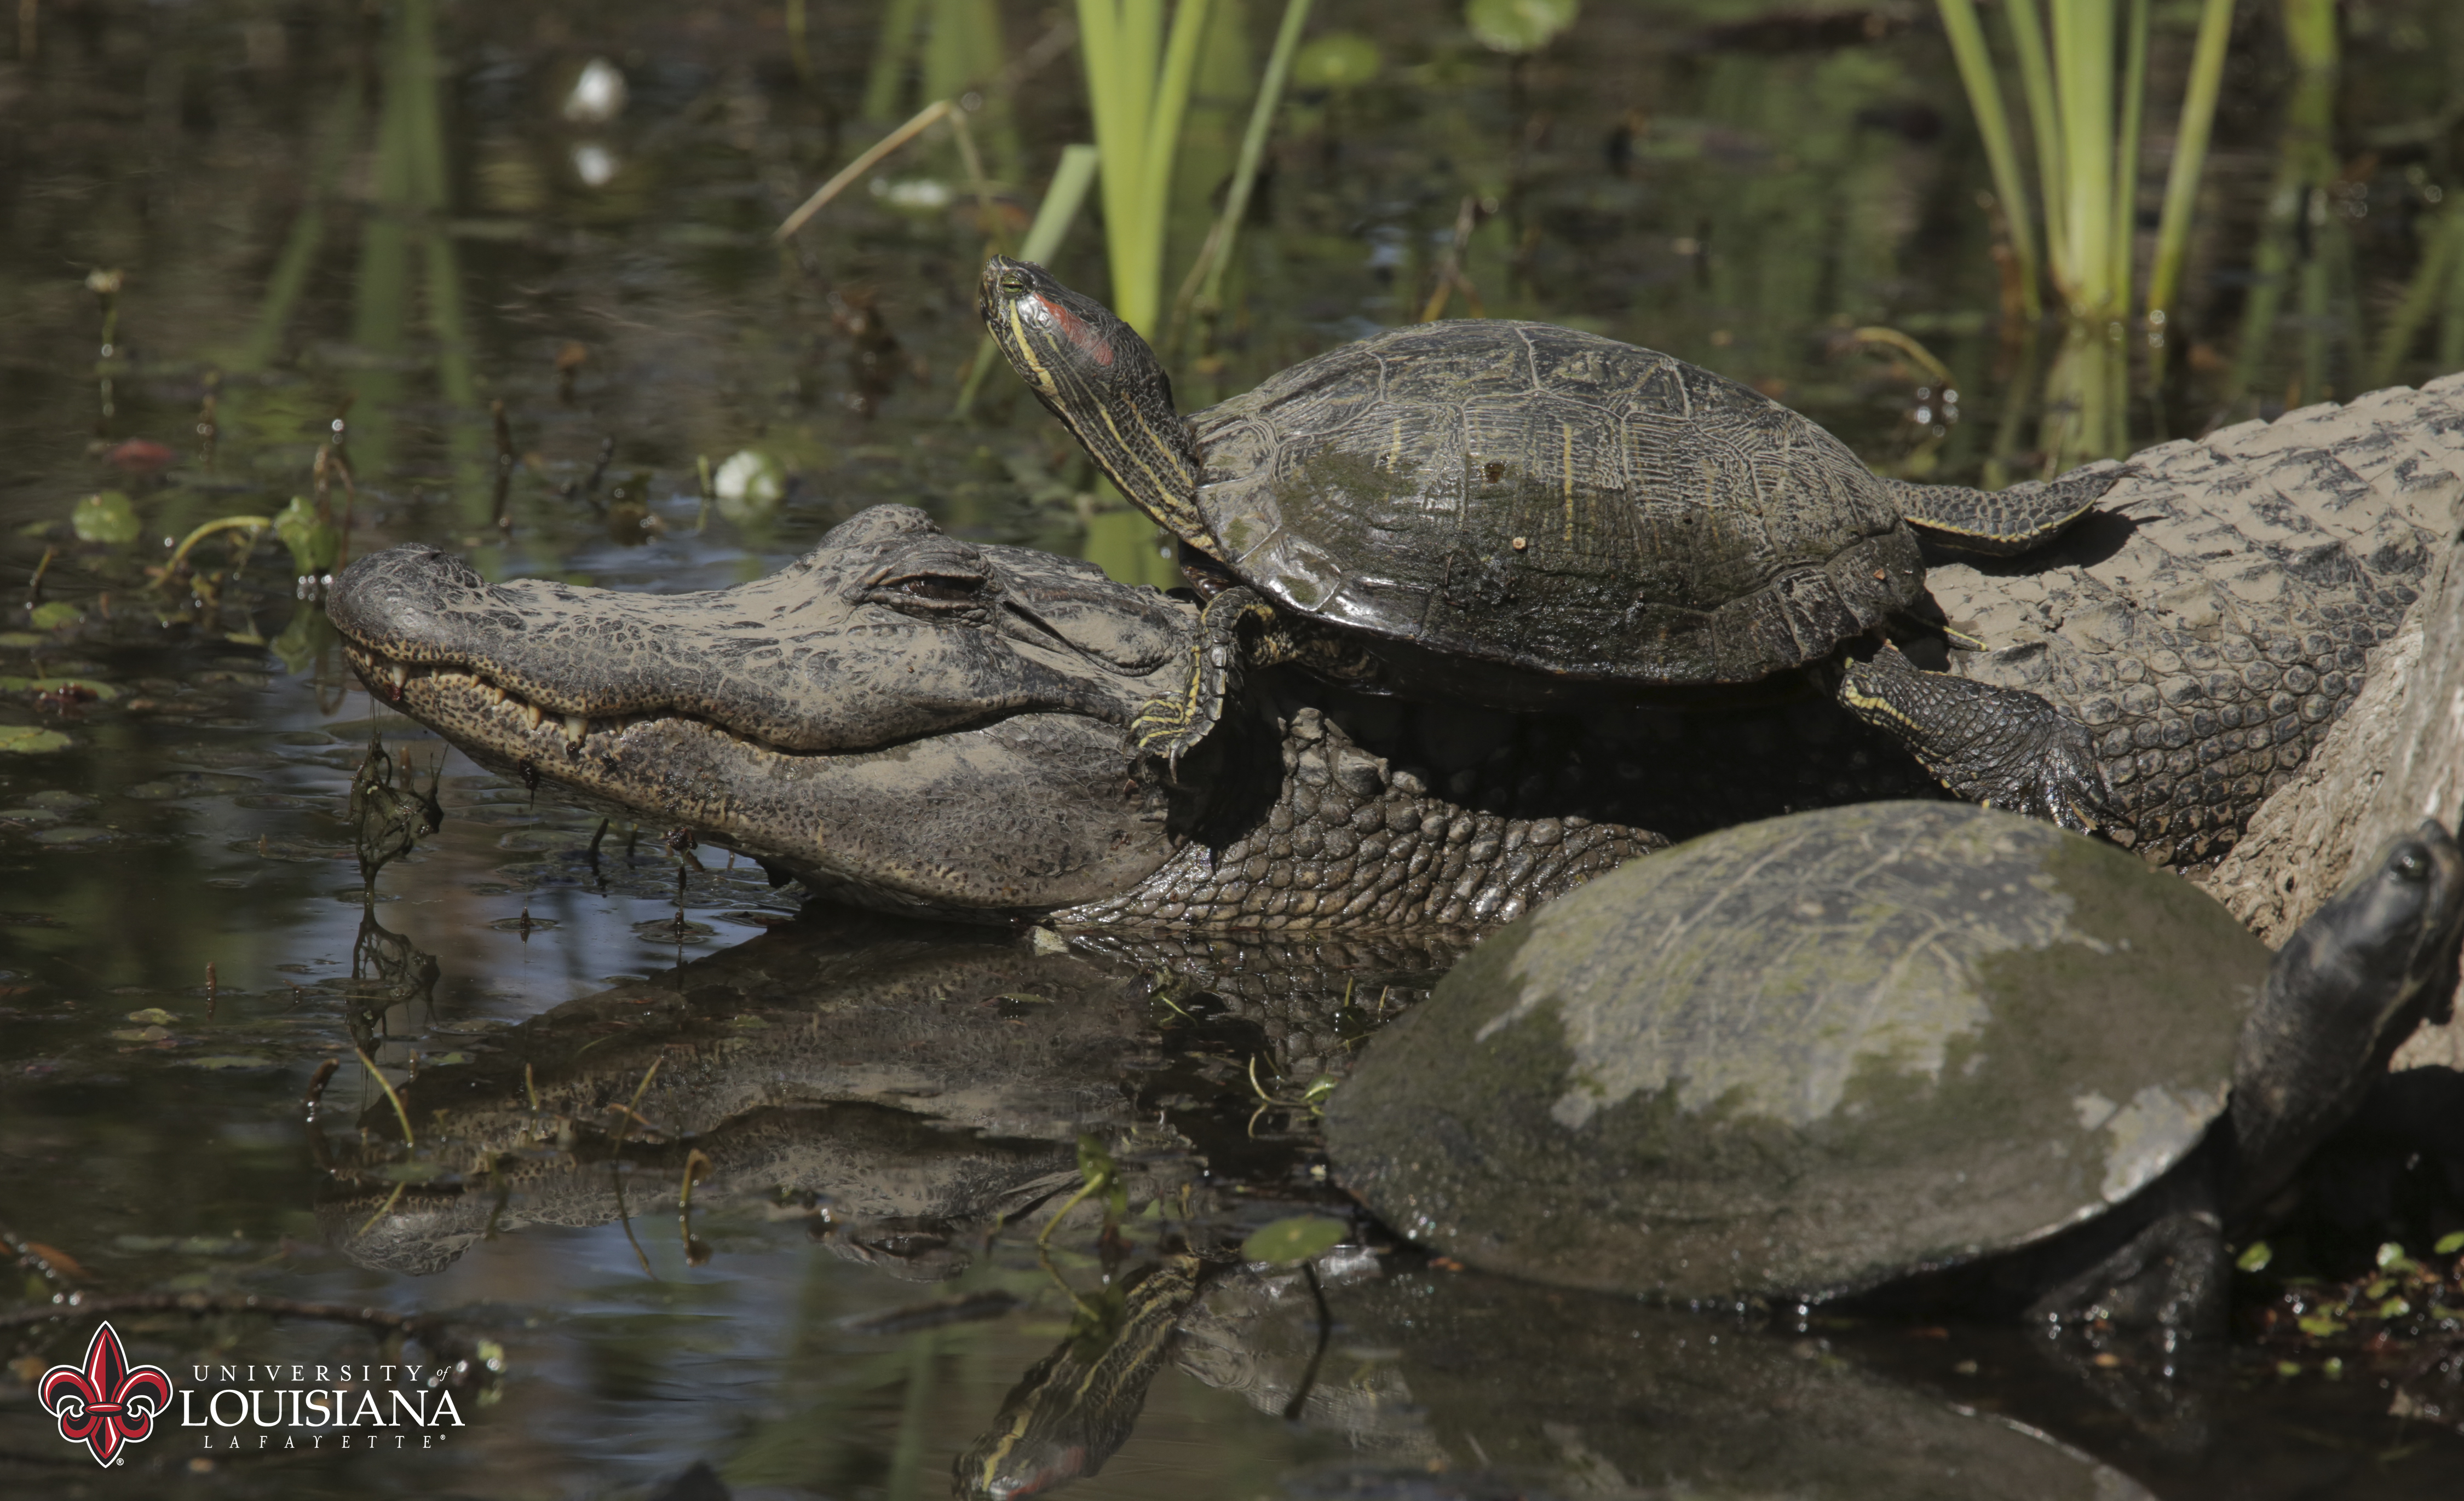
[1931,373,2464,867]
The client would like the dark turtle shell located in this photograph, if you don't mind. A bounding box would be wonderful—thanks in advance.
[1191,321,1925,688]
[1323,800,2271,1301]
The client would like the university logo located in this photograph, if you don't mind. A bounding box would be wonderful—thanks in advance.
[38,1322,175,1468]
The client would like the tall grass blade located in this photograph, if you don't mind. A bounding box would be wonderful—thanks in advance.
[864,0,928,119]
[1021,145,1105,267]
[239,81,364,372]
[2001,0,2066,296]
[2048,0,2115,312]
[2144,0,2233,343]
[1077,0,1217,337]
[1936,0,2040,322]
[775,99,955,240]
[2107,0,2148,328]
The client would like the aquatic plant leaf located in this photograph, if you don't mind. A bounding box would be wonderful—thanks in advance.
[72,491,141,545]
[0,726,74,754]
[28,602,83,631]
[1466,0,1578,54]
[1240,1214,1346,1266]
[2437,1231,2464,1256]
[274,497,340,576]
[1293,33,1380,89]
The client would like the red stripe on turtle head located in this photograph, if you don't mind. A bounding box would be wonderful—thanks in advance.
[1028,293,1115,369]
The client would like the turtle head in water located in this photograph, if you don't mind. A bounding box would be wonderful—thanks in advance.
[979,256,1211,554]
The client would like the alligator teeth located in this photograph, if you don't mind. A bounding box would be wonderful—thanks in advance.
[387,663,407,700]
[519,702,543,730]
[562,714,589,748]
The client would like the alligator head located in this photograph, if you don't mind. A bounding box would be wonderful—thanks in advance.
[329,505,1206,914]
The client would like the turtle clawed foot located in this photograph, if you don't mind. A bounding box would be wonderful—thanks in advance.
[1126,696,1212,779]
[2013,726,2125,838]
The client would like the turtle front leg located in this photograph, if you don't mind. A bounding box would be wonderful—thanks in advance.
[1833,644,2121,834]
[1131,586,1293,772]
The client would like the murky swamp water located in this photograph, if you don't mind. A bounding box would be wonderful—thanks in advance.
[4,1,2464,1497]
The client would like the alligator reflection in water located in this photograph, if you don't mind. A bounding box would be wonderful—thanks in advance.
[312,905,1414,1490]
[306,903,2234,1500]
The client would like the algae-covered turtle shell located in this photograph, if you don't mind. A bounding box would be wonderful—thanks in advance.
[1323,800,2271,1302]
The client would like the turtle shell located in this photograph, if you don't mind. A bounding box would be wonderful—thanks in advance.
[1191,321,1924,689]
[1323,801,2271,1301]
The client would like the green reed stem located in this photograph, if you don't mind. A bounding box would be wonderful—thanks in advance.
[1077,0,1216,338]
[2002,0,2066,296]
[864,0,926,118]
[2048,0,2116,314]
[1193,0,1311,318]
[2144,0,2234,344]
[2108,0,2148,325]
[1936,0,2040,323]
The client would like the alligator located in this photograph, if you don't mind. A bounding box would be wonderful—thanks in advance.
[326,376,2464,930]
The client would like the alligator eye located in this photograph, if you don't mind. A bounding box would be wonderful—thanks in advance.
[896,575,985,604]
[2393,844,2430,881]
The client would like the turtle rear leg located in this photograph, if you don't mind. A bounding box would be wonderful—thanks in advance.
[1834,644,2121,834]
[2024,1209,2225,1335]
[1888,460,2127,557]
[1131,586,1292,772]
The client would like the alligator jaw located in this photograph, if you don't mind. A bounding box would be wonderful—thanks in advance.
[344,642,1190,917]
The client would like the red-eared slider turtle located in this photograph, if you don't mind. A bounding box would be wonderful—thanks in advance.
[1323,801,2464,1327]
[982,257,2127,832]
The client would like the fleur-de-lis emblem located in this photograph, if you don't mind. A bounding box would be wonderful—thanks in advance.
[39,1321,175,1468]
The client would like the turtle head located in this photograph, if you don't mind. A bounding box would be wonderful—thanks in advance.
[978,257,1205,544]
[2229,820,2464,1211]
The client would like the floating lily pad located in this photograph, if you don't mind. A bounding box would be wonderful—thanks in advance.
[1240,1215,1349,1267]
[178,1054,279,1071]
[1294,32,1380,88]
[0,726,74,754]
[72,490,142,545]
[124,1007,179,1024]
[111,1026,174,1042]
[27,602,83,631]
[31,825,115,845]
[488,915,559,932]
[1466,0,1579,53]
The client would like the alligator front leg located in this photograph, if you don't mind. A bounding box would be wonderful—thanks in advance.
[1835,643,2122,835]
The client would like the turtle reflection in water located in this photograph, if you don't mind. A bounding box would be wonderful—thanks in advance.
[983,257,2126,832]
[1327,801,2464,1330]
